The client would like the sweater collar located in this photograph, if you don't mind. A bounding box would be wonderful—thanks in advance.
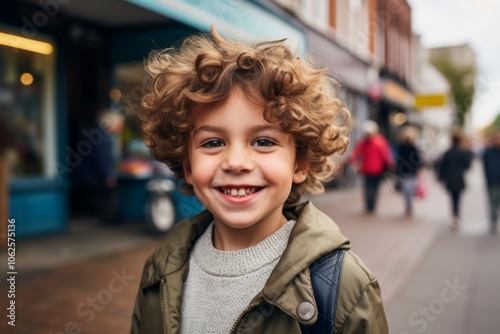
[192,220,296,277]
[140,201,350,291]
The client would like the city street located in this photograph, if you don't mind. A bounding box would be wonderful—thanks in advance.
[1,159,499,333]
[2,0,499,333]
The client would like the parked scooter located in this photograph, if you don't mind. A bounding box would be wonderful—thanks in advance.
[145,177,176,234]
[144,161,176,234]
[118,157,203,234]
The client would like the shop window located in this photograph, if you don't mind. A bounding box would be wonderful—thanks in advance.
[0,30,55,179]
[112,62,150,159]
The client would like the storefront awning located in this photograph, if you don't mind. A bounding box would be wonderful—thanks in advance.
[124,0,306,54]
[382,79,414,110]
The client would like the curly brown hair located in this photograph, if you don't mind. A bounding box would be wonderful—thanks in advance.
[138,27,351,204]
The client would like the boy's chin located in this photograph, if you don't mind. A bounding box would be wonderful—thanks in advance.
[214,217,259,230]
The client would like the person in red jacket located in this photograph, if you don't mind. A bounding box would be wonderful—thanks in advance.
[350,120,394,213]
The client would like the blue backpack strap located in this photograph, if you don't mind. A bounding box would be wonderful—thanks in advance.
[300,249,346,334]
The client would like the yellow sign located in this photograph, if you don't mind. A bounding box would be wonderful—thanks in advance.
[414,94,447,109]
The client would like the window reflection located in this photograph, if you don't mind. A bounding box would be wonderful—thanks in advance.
[0,40,53,178]
[113,63,151,159]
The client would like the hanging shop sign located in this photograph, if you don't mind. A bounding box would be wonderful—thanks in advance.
[414,94,448,109]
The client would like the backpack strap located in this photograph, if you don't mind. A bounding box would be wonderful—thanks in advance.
[300,249,346,334]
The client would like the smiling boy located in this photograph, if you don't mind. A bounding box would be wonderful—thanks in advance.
[131,27,388,334]
[185,87,307,250]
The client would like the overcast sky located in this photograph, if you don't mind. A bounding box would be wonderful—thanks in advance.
[409,0,500,128]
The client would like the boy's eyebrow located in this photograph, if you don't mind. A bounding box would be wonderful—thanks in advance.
[193,124,284,136]
[250,124,284,133]
[193,125,224,137]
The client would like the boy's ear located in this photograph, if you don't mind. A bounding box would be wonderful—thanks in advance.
[183,159,193,185]
[293,161,309,184]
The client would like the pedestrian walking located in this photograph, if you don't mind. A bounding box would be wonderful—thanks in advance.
[131,27,388,334]
[395,126,422,217]
[483,130,500,234]
[438,132,473,229]
[350,120,395,214]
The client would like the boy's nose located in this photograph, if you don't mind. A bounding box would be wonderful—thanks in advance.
[221,149,254,174]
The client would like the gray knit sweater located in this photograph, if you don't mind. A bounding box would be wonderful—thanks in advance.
[179,220,296,334]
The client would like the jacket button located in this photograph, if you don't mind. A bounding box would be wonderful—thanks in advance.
[297,302,315,320]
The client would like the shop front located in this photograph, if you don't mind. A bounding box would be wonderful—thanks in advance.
[1,0,305,238]
[0,22,64,238]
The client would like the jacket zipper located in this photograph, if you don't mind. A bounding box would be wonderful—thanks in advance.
[160,278,167,334]
[229,298,263,334]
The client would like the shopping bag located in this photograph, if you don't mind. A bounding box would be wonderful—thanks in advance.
[415,170,427,198]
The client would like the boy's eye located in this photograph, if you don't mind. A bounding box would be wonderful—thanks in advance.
[201,139,224,148]
[252,138,276,147]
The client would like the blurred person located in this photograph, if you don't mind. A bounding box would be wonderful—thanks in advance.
[71,110,124,224]
[460,133,475,162]
[395,126,423,217]
[350,120,395,214]
[131,28,388,334]
[483,130,500,234]
[438,131,473,230]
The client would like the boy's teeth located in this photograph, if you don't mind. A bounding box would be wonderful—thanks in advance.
[222,187,257,197]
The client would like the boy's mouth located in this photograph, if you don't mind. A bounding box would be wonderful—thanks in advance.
[217,186,263,197]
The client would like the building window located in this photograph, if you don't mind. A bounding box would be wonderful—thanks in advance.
[335,0,369,55]
[0,30,55,179]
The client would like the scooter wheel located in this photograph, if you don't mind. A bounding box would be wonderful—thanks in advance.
[145,194,175,234]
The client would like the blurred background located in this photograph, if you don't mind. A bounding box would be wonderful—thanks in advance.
[0,0,499,333]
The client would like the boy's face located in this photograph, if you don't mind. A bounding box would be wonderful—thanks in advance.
[184,88,308,233]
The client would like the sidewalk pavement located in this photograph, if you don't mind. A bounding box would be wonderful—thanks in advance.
[309,171,444,306]
[1,160,496,333]
[387,229,500,334]
[386,160,500,334]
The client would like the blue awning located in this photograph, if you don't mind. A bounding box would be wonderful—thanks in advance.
[124,0,306,54]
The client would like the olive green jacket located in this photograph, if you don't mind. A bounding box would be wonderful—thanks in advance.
[130,201,388,334]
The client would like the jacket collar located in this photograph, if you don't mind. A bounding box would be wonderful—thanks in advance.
[260,202,350,324]
[140,209,213,287]
[263,201,350,298]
